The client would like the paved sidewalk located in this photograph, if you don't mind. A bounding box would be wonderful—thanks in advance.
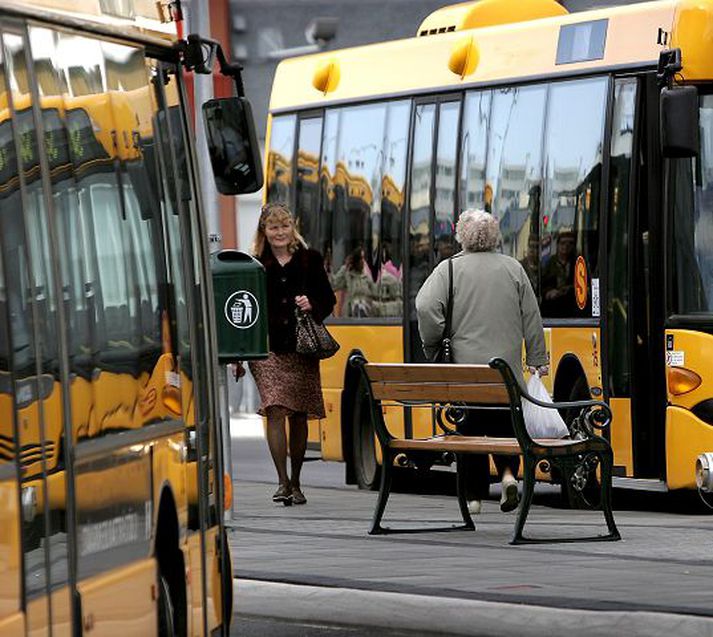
[229,475,713,634]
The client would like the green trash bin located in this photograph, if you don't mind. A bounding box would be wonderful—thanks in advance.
[211,249,269,362]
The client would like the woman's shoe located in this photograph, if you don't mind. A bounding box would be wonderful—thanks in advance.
[500,476,519,512]
[291,486,307,505]
[272,484,293,506]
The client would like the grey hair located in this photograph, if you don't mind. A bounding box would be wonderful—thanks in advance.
[455,209,501,252]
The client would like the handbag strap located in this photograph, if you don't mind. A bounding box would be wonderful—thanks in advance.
[442,257,454,343]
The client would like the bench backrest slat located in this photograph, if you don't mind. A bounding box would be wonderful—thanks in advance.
[364,363,503,384]
[370,382,509,404]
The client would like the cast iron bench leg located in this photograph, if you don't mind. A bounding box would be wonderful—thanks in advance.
[455,453,475,530]
[510,455,536,545]
[599,449,621,540]
[369,447,393,535]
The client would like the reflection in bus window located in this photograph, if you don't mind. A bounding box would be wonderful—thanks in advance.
[541,78,607,318]
[295,117,322,249]
[319,111,338,273]
[486,86,546,296]
[4,28,60,614]
[266,114,296,205]
[409,103,435,359]
[608,79,636,396]
[672,95,713,315]
[434,101,460,263]
[332,103,386,298]
[376,100,409,318]
[460,91,491,211]
[0,37,26,622]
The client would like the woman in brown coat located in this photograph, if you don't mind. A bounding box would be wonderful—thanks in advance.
[249,203,336,505]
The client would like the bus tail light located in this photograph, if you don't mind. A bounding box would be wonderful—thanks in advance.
[223,472,232,511]
[668,366,702,395]
[696,453,713,492]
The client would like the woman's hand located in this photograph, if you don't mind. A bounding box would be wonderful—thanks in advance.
[527,365,550,377]
[295,295,312,312]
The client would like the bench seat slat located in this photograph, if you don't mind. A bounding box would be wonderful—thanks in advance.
[371,382,509,404]
[365,363,502,384]
[389,435,565,454]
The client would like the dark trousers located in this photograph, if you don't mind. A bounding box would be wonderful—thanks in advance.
[457,406,520,500]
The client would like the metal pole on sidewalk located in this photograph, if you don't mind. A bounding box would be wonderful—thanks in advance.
[220,365,234,521]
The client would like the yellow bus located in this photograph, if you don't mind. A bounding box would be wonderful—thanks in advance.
[0,1,263,635]
[264,0,713,501]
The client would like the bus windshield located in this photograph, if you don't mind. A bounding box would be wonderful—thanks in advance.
[670,94,713,317]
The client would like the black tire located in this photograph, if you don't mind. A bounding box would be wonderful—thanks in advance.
[221,529,234,631]
[157,574,175,637]
[560,376,602,509]
[352,376,381,490]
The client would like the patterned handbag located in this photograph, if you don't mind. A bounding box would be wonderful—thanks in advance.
[295,309,340,359]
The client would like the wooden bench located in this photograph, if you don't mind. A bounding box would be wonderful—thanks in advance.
[349,354,621,545]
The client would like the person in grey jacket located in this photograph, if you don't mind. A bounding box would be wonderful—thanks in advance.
[416,209,549,514]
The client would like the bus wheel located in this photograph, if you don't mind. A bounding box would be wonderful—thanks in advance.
[157,573,175,637]
[352,376,381,490]
[560,376,601,509]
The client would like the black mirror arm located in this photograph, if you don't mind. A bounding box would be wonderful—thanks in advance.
[177,34,246,97]
[657,48,683,89]
[214,43,246,98]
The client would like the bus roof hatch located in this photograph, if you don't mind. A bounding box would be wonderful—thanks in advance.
[417,0,568,36]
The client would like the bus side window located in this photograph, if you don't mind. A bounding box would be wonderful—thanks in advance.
[460,91,492,213]
[328,103,387,319]
[541,78,608,318]
[485,85,547,297]
[295,116,322,250]
[266,114,296,207]
[376,100,410,319]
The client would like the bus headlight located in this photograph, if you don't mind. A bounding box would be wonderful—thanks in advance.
[695,453,713,492]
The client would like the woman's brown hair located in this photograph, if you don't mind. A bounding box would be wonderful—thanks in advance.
[251,202,308,256]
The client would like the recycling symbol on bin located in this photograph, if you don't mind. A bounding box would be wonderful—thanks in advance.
[225,291,259,329]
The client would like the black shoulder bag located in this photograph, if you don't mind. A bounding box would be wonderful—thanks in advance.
[432,258,454,364]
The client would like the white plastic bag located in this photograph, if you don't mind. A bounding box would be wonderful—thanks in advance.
[522,373,569,439]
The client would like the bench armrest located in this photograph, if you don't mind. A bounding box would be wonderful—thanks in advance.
[489,356,612,440]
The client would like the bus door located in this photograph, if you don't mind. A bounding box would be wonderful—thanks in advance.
[0,86,23,632]
[406,96,461,362]
[631,74,668,480]
[1,24,73,635]
[151,59,225,634]
[606,75,667,482]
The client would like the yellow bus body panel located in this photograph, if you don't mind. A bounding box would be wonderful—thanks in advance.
[667,407,713,489]
[0,613,24,637]
[609,398,634,476]
[665,330,713,409]
[664,330,713,489]
[318,324,403,460]
[671,0,713,80]
[0,473,21,630]
[49,588,72,637]
[76,558,156,636]
[270,2,677,113]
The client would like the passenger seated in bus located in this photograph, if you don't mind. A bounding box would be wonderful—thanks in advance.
[541,227,576,317]
[373,242,403,317]
[332,247,377,318]
[518,235,540,293]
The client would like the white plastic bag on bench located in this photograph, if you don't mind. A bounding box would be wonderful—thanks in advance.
[522,373,569,439]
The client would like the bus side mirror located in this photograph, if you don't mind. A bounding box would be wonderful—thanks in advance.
[661,86,699,158]
[202,96,264,195]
